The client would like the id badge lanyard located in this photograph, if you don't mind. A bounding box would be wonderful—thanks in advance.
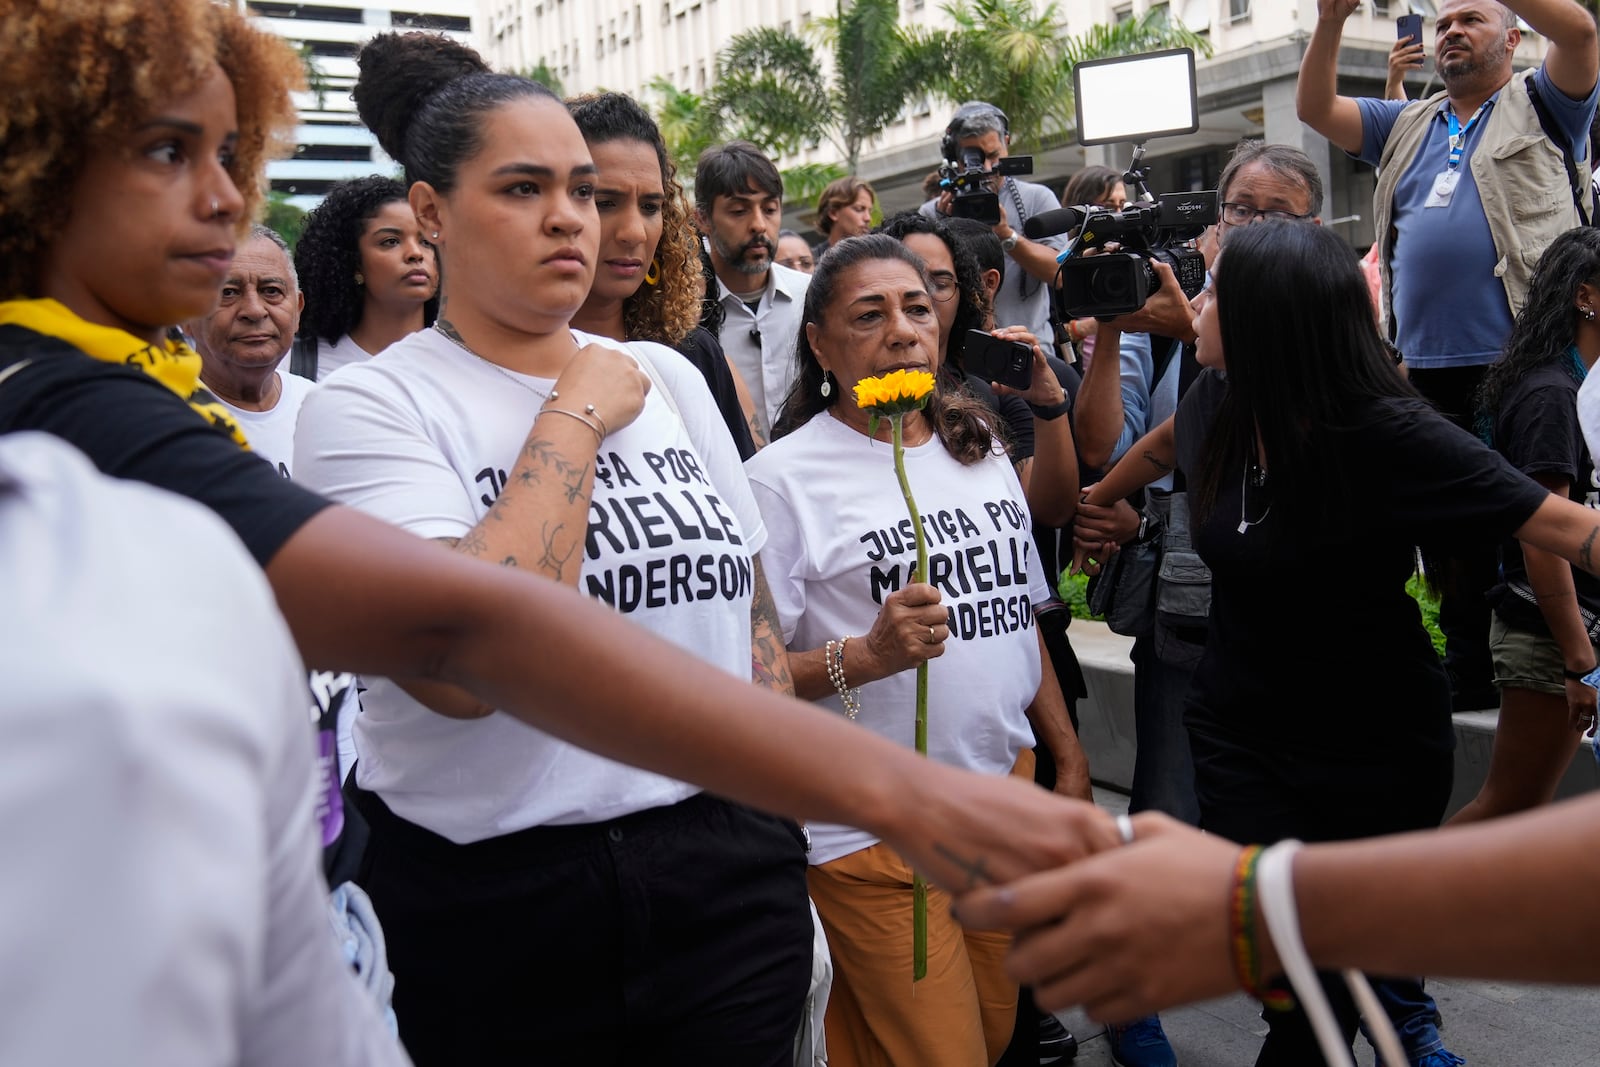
[1427,105,1484,208]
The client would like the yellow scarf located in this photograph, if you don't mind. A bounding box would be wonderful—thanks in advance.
[0,298,249,448]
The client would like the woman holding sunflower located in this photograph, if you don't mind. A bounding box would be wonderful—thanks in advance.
[746,234,1091,1067]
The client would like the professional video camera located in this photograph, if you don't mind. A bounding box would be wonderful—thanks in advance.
[939,147,1033,227]
[1033,47,1220,319]
[1026,185,1217,319]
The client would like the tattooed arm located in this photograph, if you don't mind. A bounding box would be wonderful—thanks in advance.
[1082,414,1176,508]
[750,557,795,696]
[437,338,648,587]
[1515,493,1600,581]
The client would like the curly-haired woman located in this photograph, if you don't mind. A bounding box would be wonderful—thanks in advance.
[1452,226,1600,825]
[294,175,439,380]
[567,91,756,458]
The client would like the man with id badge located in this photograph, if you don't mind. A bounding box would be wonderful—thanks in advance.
[1299,0,1598,724]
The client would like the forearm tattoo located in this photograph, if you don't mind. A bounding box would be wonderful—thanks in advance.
[750,560,795,695]
[1141,449,1174,474]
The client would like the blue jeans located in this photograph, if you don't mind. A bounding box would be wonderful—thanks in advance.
[1368,978,1445,1062]
[1129,633,1201,825]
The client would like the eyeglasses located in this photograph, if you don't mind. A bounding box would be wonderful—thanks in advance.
[1221,202,1312,225]
[928,273,960,301]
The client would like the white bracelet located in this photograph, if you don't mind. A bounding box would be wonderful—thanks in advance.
[823,637,863,720]
[1256,841,1404,1067]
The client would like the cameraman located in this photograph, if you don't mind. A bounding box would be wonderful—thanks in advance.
[920,101,1069,344]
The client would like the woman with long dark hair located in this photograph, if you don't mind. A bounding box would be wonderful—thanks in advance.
[1078,220,1600,1065]
[1452,227,1600,824]
[567,91,756,458]
[294,174,438,379]
[750,234,1090,1067]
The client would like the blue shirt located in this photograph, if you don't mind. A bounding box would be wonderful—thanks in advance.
[1357,64,1597,369]
[1107,330,1182,492]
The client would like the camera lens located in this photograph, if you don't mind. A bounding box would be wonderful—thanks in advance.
[1090,264,1134,303]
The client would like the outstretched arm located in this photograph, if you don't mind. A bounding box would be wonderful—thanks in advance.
[266,506,1123,889]
[1297,0,1368,154]
[955,795,1600,1021]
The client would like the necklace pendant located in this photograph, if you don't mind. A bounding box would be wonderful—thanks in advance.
[1237,519,1249,535]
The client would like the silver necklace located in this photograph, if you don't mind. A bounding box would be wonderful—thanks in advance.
[432,324,554,402]
[1237,457,1271,534]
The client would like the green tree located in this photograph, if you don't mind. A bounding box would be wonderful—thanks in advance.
[648,76,723,178]
[703,0,935,173]
[262,191,307,252]
[905,1,1211,151]
[521,60,564,96]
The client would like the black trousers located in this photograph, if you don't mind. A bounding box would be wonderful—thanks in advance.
[1410,364,1499,703]
[1189,724,1454,1067]
[352,786,814,1067]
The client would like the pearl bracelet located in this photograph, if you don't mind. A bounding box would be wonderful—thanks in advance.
[823,636,863,720]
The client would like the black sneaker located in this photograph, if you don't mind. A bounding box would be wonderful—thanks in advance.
[1038,1009,1078,1064]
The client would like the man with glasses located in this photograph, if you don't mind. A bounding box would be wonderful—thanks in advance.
[1064,140,1323,1067]
[1298,0,1599,720]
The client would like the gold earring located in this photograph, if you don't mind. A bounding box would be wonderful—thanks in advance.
[354,273,365,286]
[644,258,662,286]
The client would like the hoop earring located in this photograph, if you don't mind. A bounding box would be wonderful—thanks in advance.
[820,371,833,398]
[644,258,662,287]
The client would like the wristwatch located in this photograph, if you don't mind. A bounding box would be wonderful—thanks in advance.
[1000,232,1020,253]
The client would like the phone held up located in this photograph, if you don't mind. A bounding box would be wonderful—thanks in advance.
[1397,13,1423,43]
[962,329,1034,391]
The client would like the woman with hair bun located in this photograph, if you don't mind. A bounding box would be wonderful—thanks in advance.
[295,33,815,1063]
[293,175,439,380]
[567,90,756,459]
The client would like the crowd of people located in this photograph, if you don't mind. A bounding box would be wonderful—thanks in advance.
[5,1,1600,1066]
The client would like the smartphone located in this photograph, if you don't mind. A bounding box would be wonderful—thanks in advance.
[962,329,1033,391]
[1397,13,1423,43]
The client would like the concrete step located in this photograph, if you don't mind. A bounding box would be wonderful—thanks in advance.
[1068,619,1600,819]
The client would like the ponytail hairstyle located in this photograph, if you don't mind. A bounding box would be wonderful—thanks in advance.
[773,234,998,465]
[353,32,555,195]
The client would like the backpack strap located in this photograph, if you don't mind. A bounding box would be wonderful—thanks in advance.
[1526,76,1594,226]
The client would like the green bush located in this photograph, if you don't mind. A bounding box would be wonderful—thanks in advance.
[1060,566,1448,658]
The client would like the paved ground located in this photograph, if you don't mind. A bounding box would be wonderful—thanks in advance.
[1053,788,1600,1066]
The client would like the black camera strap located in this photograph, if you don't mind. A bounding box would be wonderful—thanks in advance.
[1004,178,1043,303]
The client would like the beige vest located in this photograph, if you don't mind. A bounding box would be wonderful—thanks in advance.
[1373,68,1586,336]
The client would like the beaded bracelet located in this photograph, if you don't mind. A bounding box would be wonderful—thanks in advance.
[823,636,863,720]
[1229,844,1294,1011]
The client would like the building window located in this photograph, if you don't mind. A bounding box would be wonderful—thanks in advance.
[1228,0,1250,21]
[1113,3,1133,22]
[392,11,472,32]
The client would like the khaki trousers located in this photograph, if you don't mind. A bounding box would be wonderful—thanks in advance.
[806,751,1031,1067]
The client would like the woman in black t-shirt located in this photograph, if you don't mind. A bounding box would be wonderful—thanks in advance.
[1079,221,1600,1065]
[0,0,1116,930]
[1453,227,1600,825]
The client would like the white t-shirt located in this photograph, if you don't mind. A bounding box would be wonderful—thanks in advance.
[315,333,377,381]
[0,433,407,1067]
[745,412,1047,865]
[1579,364,1600,462]
[216,369,316,478]
[293,327,765,842]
